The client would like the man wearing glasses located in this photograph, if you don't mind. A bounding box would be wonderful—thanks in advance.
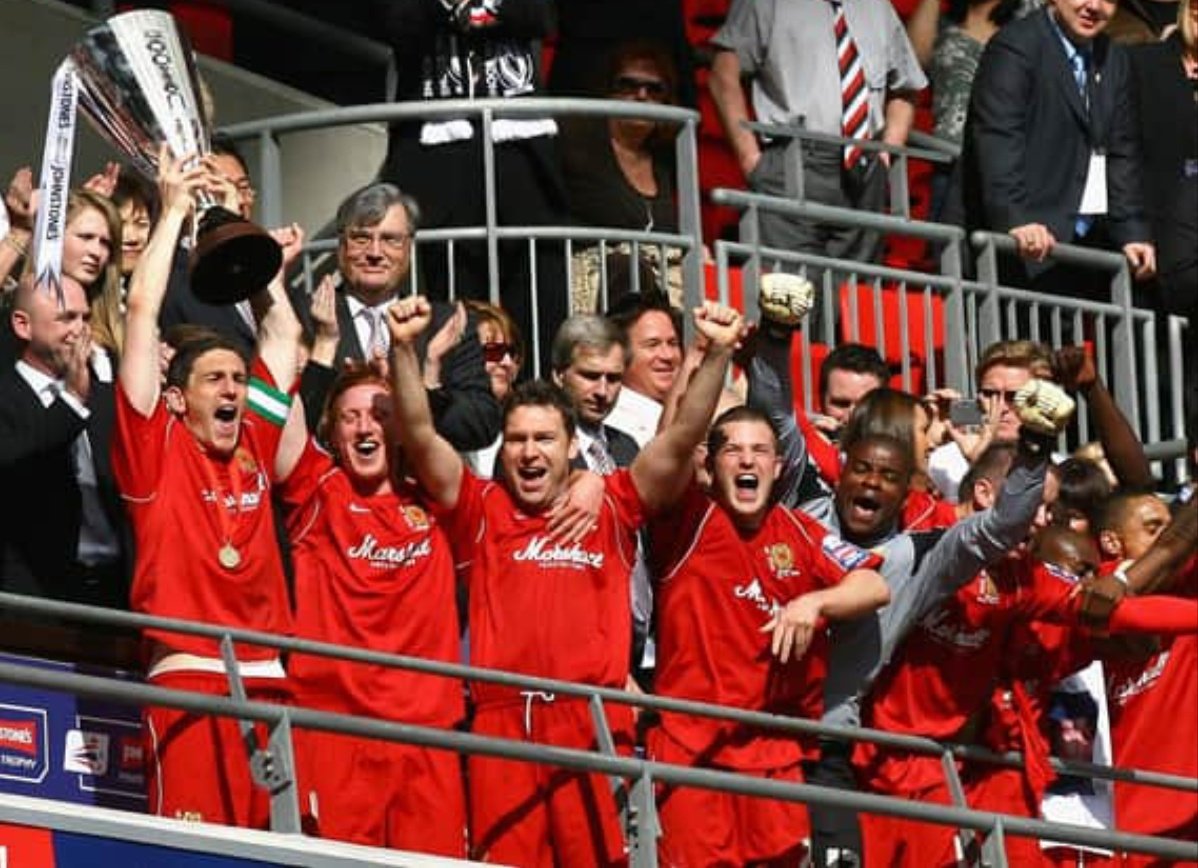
[295,182,500,452]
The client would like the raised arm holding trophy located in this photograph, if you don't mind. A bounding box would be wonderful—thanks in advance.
[65,8,280,303]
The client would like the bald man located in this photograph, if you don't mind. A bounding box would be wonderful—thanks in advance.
[0,274,128,608]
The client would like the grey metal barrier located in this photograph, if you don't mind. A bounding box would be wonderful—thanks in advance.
[972,230,1189,468]
[742,120,958,220]
[2,591,1196,868]
[221,98,707,372]
[705,188,1189,469]
[713,237,971,403]
[290,226,694,380]
[710,187,970,401]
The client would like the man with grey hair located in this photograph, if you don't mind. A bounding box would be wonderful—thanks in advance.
[551,314,638,471]
[295,182,500,450]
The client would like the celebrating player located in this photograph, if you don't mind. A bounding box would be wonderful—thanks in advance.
[272,275,466,853]
[385,294,746,866]
[112,148,301,827]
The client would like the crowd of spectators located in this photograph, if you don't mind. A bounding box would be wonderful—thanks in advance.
[0,0,1196,865]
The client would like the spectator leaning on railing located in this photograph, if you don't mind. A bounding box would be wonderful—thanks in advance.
[709,0,926,333]
[948,0,1157,293]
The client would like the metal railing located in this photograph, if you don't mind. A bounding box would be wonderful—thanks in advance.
[215,97,1188,464]
[971,230,1187,465]
[2,591,1195,867]
[707,188,1189,467]
[743,121,957,220]
[221,98,706,374]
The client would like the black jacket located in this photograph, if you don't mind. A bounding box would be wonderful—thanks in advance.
[948,10,1150,266]
[0,357,129,607]
[294,289,501,452]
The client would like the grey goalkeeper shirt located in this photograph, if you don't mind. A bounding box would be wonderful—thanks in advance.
[745,332,1049,730]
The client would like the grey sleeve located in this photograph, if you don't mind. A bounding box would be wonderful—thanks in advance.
[888,449,1049,640]
[885,2,929,92]
[711,0,771,74]
[746,330,813,509]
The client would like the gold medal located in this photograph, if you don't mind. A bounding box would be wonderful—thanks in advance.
[218,543,242,569]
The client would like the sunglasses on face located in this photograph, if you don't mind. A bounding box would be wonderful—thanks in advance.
[612,75,668,100]
[482,342,518,363]
[978,387,1021,404]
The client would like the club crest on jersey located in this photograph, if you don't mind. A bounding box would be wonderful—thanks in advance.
[764,543,799,579]
[234,446,258,475]
[821,535,870,571]
[402,505,430,531]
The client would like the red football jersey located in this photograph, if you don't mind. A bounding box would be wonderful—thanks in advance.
[650,486,881,769]
[279,440,463,726]
[112,361,292,659]
[435,467,644,705]
[901,489,959,532]
[1106,556,1198,838]
[865,559,1080,749]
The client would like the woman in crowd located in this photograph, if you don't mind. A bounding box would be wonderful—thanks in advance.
[461,299,522,478]
[559,40,682,311]
[111,170,158,285]
[67,189,125,359]
[930,0,1018,215]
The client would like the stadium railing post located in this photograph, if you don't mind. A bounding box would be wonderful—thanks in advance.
[218,635,301,833]
[627,768,660,867]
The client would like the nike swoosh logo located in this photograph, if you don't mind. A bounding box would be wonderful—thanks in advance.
[348,503,371,514]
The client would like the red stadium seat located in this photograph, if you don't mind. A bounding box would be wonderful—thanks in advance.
[703,261,745,310]
[790,336,831,414]
[838,280,944,394]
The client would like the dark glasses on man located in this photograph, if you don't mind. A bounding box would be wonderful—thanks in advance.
[482,342,518,363]
[978,387,1021,404]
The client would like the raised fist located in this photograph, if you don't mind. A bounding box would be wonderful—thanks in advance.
[693,301,746,351]
[386,295,433,345]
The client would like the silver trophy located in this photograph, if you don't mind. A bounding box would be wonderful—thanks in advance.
[70,10,280,304]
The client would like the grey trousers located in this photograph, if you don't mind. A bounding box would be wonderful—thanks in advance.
[749,141,887,337]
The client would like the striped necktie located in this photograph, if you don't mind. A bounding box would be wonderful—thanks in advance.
[588,438,617,476]
[832,0,869,170]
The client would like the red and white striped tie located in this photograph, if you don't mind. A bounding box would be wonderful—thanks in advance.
[833,0,870,170]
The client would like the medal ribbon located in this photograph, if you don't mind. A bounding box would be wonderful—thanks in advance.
[198,449,244,564]
[33,59,79,304]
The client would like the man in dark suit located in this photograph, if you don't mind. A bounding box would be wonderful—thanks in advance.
[952,0,1157,290]
[0,274,128,609]
[294,182,500,452]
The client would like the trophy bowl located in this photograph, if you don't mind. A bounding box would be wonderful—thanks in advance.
[69,10,281,303]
